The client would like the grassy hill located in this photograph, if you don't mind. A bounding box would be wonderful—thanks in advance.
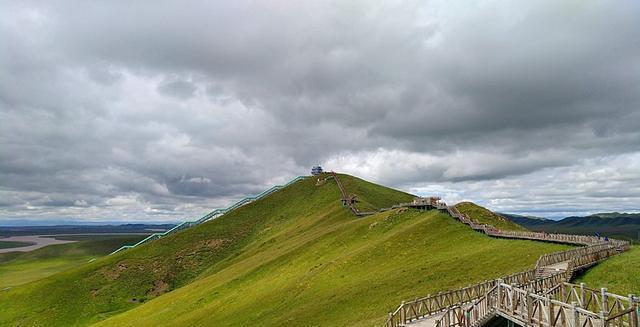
[0,235,144,289]
[455,202,528,231]
[575,246,640,295]
[0,174,569,326]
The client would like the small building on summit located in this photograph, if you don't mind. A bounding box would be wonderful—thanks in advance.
[311,165,323,176]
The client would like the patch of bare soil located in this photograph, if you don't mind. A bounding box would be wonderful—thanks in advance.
[147,280,170,297]
[102,263,127,281]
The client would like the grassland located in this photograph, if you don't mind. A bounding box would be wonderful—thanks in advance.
[0,240,34,249]
[92,208,569,327]
[0,174,569,326]
[455,202,528,231]
[575,246,640,295]
[0,235,144,289]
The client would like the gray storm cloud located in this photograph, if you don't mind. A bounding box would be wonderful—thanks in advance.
[1,0,639,222]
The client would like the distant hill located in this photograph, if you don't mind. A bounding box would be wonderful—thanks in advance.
[501,212,640,242]
[455,202,528,231]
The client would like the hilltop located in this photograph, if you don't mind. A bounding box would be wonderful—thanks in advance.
[0,173,567,326]
[455,202,528,231]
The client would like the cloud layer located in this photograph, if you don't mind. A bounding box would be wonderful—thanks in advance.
[1,0,639,222]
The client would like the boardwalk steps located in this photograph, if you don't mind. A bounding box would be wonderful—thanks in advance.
[433,282,639,327]
[330,171,380,216]
[377,195,632,327]
[109,175,306,255]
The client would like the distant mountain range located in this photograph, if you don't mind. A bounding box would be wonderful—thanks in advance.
[501,212,640,242]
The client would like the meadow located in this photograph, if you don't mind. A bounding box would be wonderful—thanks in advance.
[575,246,640,295]
[0,235,144,289]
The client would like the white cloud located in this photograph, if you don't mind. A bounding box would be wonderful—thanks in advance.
[1,0,639,222]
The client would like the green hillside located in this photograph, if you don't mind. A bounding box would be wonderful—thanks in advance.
[0,241,33,249]
[575,246,640,295]
[455,202,528,231]
[92,211,566,327]
[0,174,569,326]
[0,236,144,289]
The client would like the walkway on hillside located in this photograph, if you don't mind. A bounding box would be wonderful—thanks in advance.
[350,192,633,327]
[404,260,573,327]
[430,282,638,327]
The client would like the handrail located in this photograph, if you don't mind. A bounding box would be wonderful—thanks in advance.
[109,175,307,255]
[331,171,363,216]
[384,197,631,326]
[432,281,638,327]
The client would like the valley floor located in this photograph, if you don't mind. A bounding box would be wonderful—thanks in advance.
[0,235,144,289]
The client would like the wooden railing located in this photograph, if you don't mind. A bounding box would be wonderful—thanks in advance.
[387,240,630,327]
[330,171,364,216]
[383,197,631,327]
[432,271,569,327]
[324,180,632,327]
[385,269,559,327]
[330,172,385,216]
[433,281,639,327]
[499,282,636,327]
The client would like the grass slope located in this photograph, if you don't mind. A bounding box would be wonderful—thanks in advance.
[0,174,568,326]
[0,240,34,249]
[575,246,640,295]
[0,236,144,289]
[0,173,411,326]
[455,202,528,231]
[90,181,568,327]
[93,210,568,327]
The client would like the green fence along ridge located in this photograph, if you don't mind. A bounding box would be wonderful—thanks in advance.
[109,175,307,255]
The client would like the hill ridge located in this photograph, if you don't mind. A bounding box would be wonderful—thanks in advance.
[2,173,630,327]
[110,175,307,254]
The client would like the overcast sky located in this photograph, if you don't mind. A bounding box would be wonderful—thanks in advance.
[1,0,639,223]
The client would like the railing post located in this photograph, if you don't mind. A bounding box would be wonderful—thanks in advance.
[511,283,518,316]
[602,288,609,316]
[400,301,406,324]
[572,302,579,327]
[629,294,638,327]
[548,296,554,327]
[387,312,392,327]
[599,311,608,327]
[472,299,478,321]
[580,283,586,307]
[526,290,533,324]
[497,280,504,311]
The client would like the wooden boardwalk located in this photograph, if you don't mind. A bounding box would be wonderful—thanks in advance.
[326,175,635,327]
[376,193,634,327]
[431,282,639,327]
[330,171,379,216]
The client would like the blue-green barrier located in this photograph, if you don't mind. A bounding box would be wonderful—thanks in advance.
[109,175,307,255]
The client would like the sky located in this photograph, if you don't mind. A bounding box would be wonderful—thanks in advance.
[1,0,639,223]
